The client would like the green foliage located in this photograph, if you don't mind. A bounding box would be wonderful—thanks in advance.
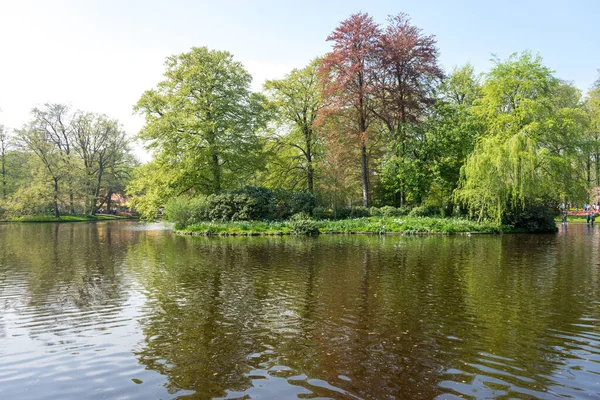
[263,60,322,193]
[164,196,209,228]
[273,189,316,219]
[350,206,370,218]
[378,206,402,217]
[2,182,54,216]
[455,52,589,222]
[312,206,329,219]
[133,46,271,213]
[287,213,320,235]
[179,216,502,236]
[408,205,441,218]
[501,201,558,233]
[162,186,316,225]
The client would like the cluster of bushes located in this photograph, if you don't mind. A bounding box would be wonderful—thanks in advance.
[165,189,452,228]
[501,202,558,233]
[164,186,315,227]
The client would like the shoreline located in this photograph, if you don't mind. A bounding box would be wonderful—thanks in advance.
[173,229,501,237]
[0,215,137,223]
[170,216,518,237]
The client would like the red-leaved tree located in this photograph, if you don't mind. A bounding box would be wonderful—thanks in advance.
[320,12,381,207]
[375,13,443,132]
[373,13,443,205]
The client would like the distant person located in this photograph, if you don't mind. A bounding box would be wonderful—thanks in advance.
[562,210,568,224]
[586,213,591,224]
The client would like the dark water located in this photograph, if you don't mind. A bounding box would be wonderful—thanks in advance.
[0,222,599,399]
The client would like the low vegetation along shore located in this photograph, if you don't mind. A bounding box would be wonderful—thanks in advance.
[175,215,507,237]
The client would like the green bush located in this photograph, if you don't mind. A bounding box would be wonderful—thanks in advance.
[206,186,276,222]
[164,196,209,228]
[166,186,317,225]
[287,213,320,235]
[231,186,277,220]
[312,206,329,219]
[333,207,352,219]
[369,206,381,216]
[274,189,316,219]
[398,205,412,216]
[408,205,441,218]
[379,206,401,217]
[501,203,558,233]
[350,206,370,218]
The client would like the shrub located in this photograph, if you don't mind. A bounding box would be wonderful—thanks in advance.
[409,205,441,218]
[502,203,558,233]
[398,205,412,216]
[312,206,330,220]
[350,206,370,218]
[333,207,352,219]
[274,189,316,219]
[231,186,277,220]
[164,196,209,227]
[380,206,401,217]
[369,206,381,216]
[207,193,236,222]
[287,213,320,235]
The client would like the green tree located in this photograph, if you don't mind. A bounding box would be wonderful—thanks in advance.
[426,64,482,212]
[71,112,129,214]
[585,85,600,186]
[455,52,588,223]
[264,59,322,193]
[16,107,72,218]
[0,125,7,199]
[133,47,271,206]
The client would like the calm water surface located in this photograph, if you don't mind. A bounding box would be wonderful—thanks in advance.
[0,221,599,399]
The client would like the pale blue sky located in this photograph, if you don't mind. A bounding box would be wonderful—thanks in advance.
[0,0,598,160]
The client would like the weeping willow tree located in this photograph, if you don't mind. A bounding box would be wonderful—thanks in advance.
[455,52,589,224]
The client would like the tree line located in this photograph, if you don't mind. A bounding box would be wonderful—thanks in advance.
[0,105,135,217]
[129,12,600,223]
[2,11,600,223]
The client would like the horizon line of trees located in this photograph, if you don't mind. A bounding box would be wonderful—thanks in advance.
[0,105,136,217]
[2,11,600,224]
[128,11,600,224]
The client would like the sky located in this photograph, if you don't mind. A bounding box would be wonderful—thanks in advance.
[0,0,599,161]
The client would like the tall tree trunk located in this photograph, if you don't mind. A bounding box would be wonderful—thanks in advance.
[360,115,369,207]
[305,130,314,193]
[69,189,75,215]
[211,151,221,193]
[1,152,5,200]
[53,178,60,219]
[106,190,112,213]
[91,163,104,216]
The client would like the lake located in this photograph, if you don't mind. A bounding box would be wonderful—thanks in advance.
[0,221,599,399]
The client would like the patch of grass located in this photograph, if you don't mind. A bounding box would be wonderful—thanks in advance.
[318,216,502,234]
[178,216,504,236]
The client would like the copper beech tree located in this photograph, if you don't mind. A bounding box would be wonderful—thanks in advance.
[320,12,442,207]
[320,12,380,207]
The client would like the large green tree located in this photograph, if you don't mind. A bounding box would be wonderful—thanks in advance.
[264,59,322,193]
[0,125,7,199]
[585,84,600,186]
[425,64,482,211]
[133,47,271,208]
[71,112,129,214]
[455,52,588,222]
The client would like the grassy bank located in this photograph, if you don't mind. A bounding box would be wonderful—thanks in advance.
[0,214,129,223]
[176,216,504,236]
